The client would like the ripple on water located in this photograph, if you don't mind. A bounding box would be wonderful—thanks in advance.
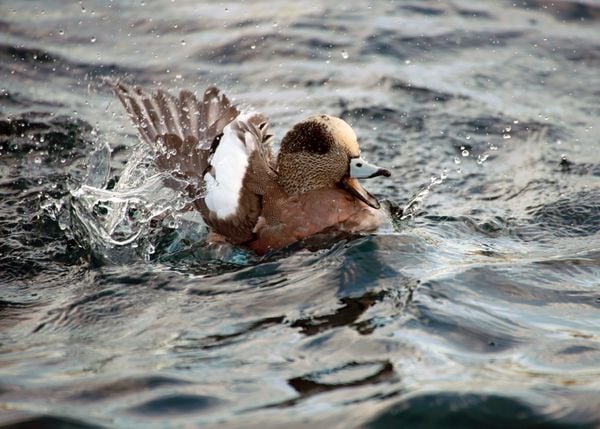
[367,392,598,429]
[0,415,104,429]
[524,190,600,239]
[282,360,395,406]
[514,0,600,22]
[67,376,193,403]
[362,29,524,61]
[126,393,223,417]
[0,43,142,82]
[201,32,348,64]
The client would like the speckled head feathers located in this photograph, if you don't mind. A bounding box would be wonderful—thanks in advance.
[280,115,360,157]
[277,115,362,195]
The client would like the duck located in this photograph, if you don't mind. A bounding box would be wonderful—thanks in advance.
[112,82,391,255]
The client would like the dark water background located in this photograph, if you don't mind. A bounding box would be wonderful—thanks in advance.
[1,1,600,428]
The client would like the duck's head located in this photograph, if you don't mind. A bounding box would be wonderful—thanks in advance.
[276,114,391,209]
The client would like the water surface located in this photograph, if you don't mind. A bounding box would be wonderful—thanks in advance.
[1,1,599,428]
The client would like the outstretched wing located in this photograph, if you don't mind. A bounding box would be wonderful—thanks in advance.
[112,82,277,244]
[113,82,238,187]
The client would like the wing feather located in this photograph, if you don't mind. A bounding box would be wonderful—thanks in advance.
[112,81,238,147]
[179,90,198,140]
[196,113,277,243]
[112,81,276,243]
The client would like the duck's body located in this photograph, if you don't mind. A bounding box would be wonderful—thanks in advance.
[113,83,390,254]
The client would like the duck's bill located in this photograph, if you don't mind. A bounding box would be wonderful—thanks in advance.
[350,157,391,179]
[340,177,381,209]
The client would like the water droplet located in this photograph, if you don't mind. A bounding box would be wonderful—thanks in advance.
[430,175,445,185]
[404,59,411,64]
[166,147,177,159]
[180,40,186,46]
[90,36,96,43]
[166,218,179,229]
[341,50,349,59]
[502,134,511,139]
[58,29,64,36]
[34,157,42,164]
[454,157,461,164]
[477,153,489,164]
[250,44,256,50]
[462,149,469,157]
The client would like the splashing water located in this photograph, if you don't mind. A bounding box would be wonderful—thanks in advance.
[401,168,448,221]
[45,140,206,263]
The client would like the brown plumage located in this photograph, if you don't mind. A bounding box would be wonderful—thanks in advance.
[112,82,391,254]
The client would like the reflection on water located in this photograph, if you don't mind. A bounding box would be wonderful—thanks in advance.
[1,0,600,428]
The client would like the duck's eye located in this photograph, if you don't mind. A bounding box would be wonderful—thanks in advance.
[356,162,363,167]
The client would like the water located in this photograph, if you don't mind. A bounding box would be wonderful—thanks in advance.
[1,1,600,427]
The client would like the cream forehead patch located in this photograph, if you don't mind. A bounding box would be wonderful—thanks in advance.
[311,115,359,155]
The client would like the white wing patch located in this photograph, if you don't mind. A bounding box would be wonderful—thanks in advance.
[203,113,256,219]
